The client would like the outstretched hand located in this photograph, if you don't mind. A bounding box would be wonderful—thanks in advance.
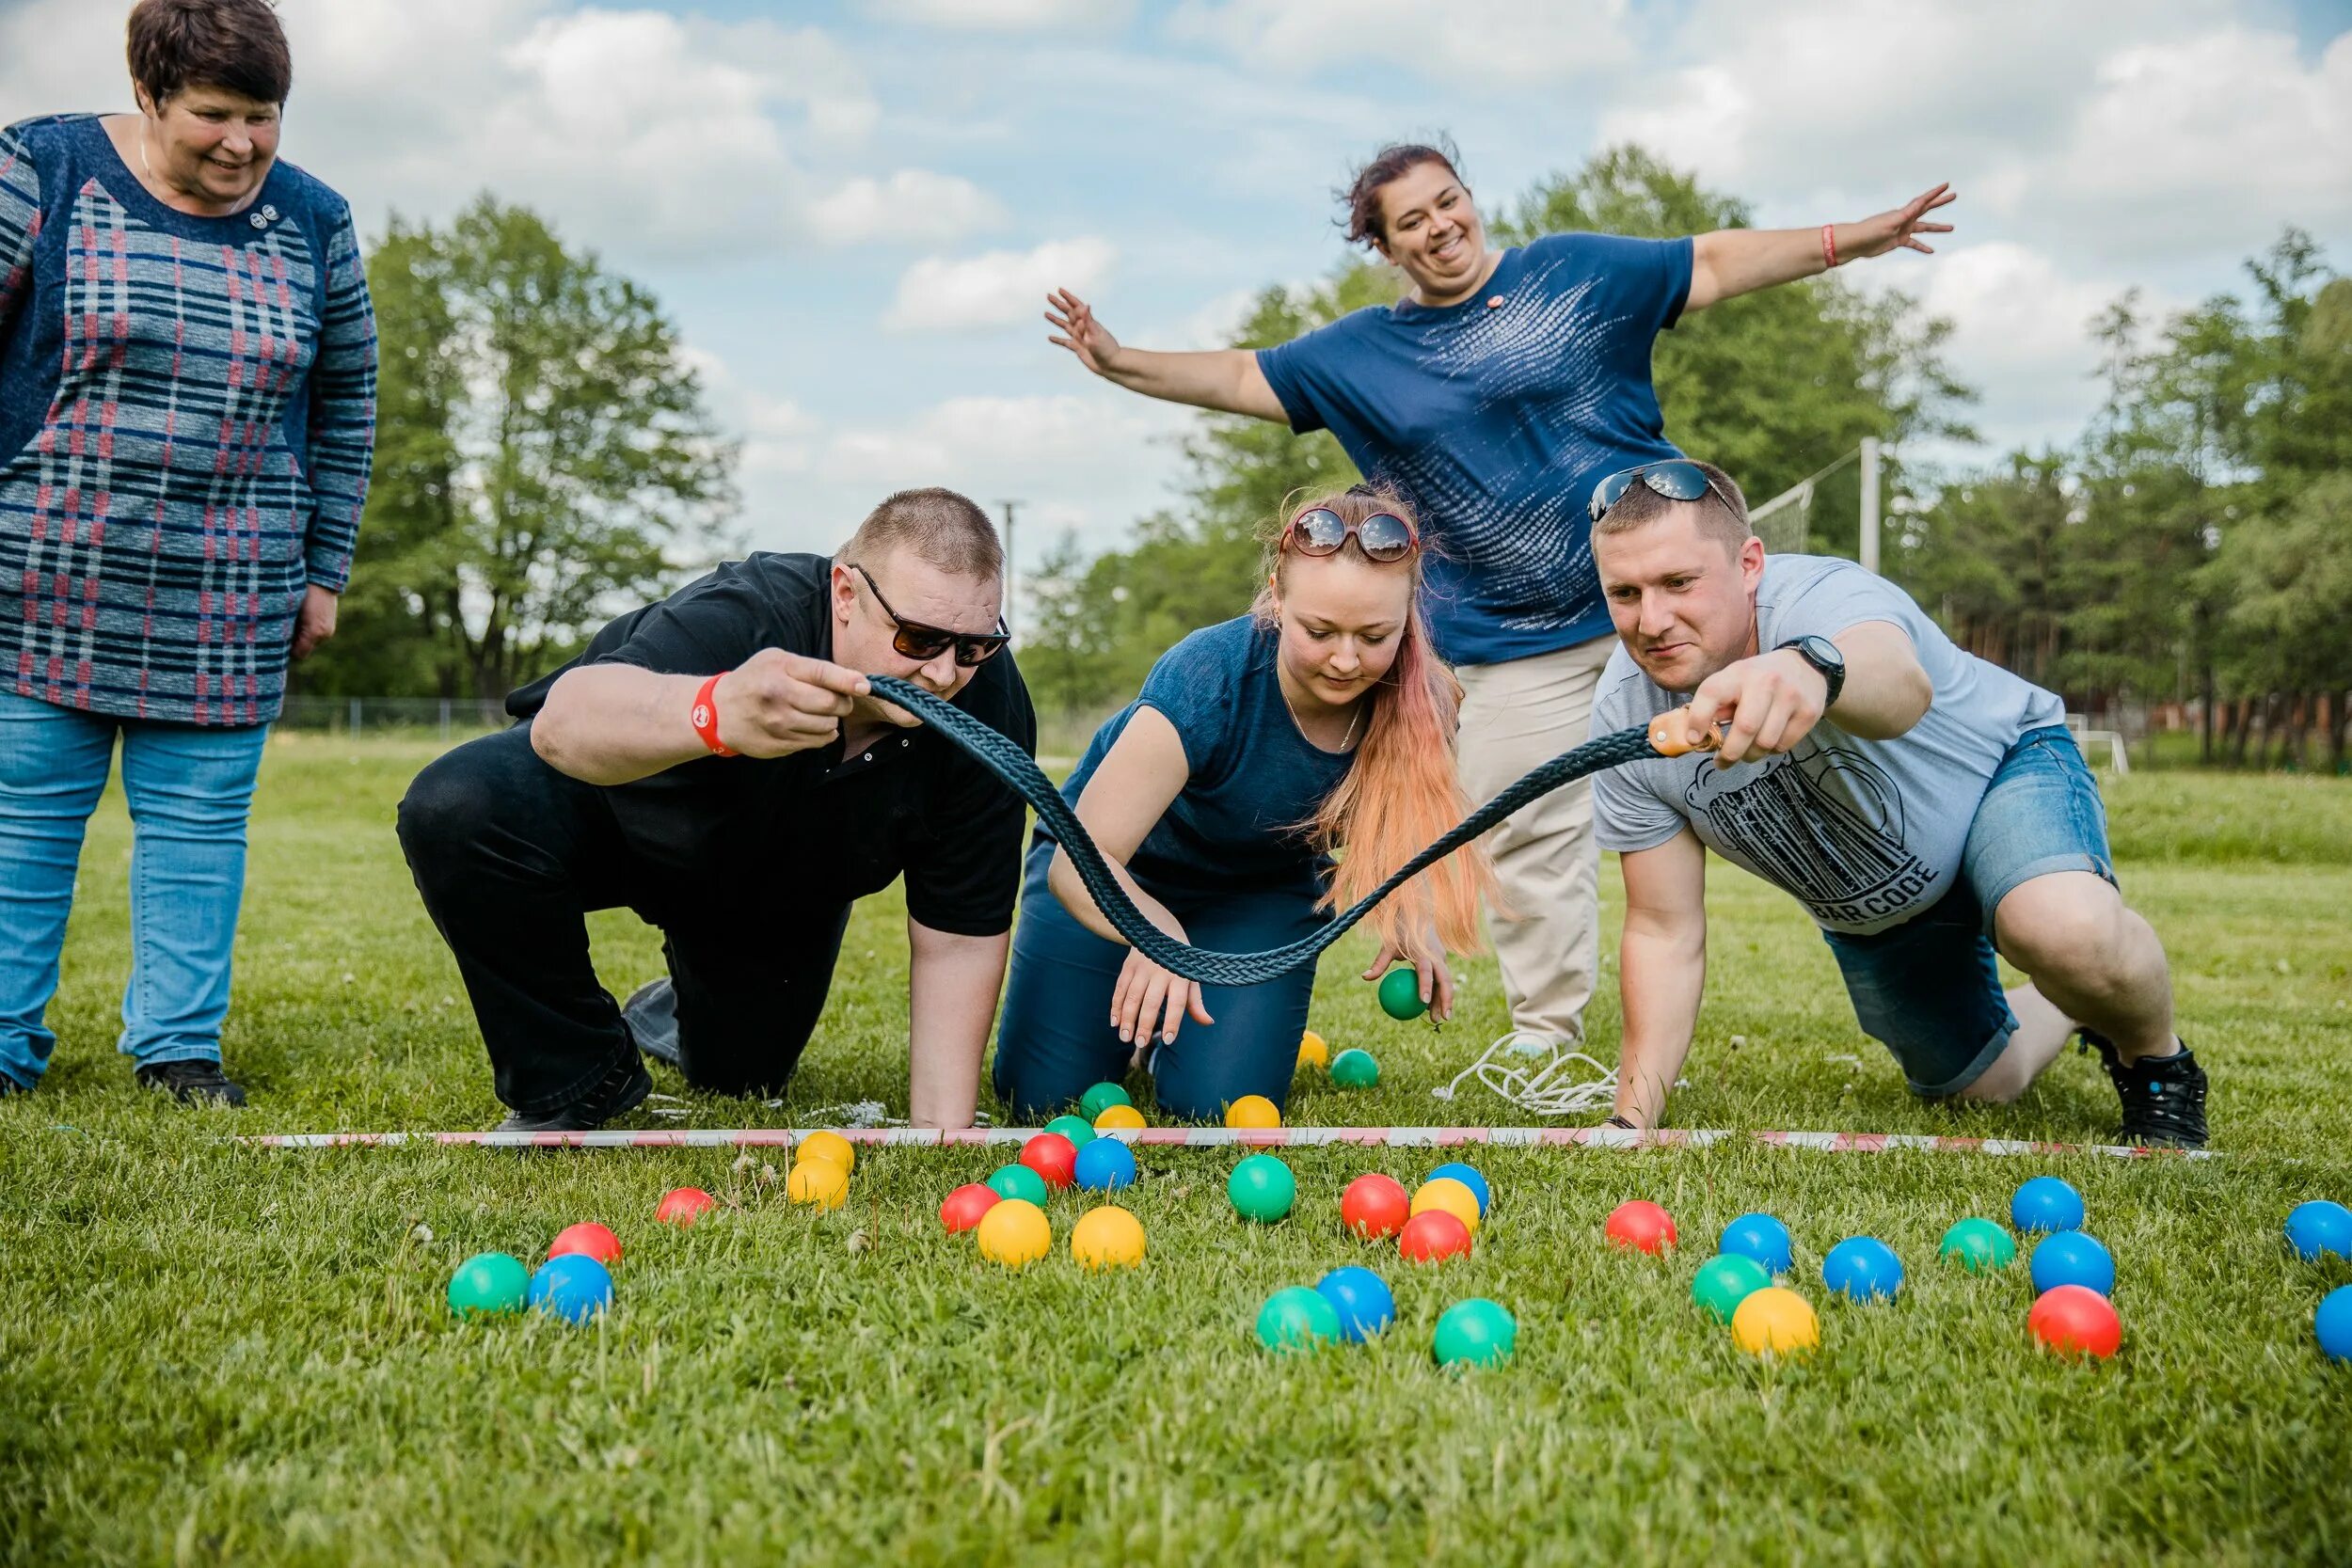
[1843,182,1956,261]
[1044,289,1122,376]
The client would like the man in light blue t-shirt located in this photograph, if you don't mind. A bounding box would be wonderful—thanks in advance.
[1583,459,2206,1147]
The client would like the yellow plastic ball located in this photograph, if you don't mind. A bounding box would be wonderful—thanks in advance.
[1295,1030,1329,1071]
[1094,1103,1147,1132]
[794,1131,855,1174]
[1070,1206,1147,1271]
[1730,1286,1820,1356]
[1410,1177,1483,1235]
[976,1197,1052,1268]
[786,1158,850,1211]
[1224,1095,1281,1130]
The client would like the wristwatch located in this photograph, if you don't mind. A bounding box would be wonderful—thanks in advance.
[1776,635,1846,708]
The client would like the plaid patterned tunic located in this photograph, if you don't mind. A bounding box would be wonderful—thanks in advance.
[0,114,375,726]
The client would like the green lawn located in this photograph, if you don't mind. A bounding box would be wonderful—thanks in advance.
[4,735,2349,1564]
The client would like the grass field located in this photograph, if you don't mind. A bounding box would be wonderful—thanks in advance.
[4,734,2349,1564]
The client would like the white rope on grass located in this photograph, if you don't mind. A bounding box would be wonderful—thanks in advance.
[1432,1030,1623,1117]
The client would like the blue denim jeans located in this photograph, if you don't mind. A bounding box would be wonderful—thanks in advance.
[0,692,268,1087]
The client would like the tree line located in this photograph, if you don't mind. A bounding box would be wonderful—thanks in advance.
[301,155,2347,771]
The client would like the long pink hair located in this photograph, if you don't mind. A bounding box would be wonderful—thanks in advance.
[1252,486,1494,966]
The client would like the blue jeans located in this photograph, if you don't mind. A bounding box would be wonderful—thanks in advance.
[0,692,268,1087]
[1822,726,2116,1096]
[993,842,1327,1121]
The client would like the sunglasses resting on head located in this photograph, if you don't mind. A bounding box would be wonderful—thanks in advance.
[1280,505,1420,562]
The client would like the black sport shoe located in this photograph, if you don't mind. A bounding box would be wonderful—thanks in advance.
[135,1059,247,1107]
[495,1053,652,1133]
[2083,1029,2207,1149]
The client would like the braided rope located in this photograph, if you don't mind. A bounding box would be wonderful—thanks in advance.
[868,673,1661,986]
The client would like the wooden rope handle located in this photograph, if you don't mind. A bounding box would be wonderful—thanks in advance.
[1647,706,1727,758]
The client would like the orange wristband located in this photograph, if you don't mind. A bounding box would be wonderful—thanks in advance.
[691,672,735,757]
[1820,223,1840,269]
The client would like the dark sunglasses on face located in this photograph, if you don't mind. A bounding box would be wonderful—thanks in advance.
[1587,459,1738,525]
[1283,506,1419,563]
[850,563,1009,667]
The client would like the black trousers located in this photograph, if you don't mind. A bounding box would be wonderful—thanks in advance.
[397,725,850,1115]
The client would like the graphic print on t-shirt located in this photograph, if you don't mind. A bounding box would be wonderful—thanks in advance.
[1681,746,1939,927]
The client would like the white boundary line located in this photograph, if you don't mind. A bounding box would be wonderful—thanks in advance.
[242,1126,2215,1159]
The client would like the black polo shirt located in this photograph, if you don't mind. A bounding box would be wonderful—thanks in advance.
[507,552,1036,936]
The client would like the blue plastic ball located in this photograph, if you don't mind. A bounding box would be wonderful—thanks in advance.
[1426,1162,1491,1218]
[2317,1286,2352,1363]
[1073,1137,1138,1192]
[2284,1200,2352,1263]
[2028,1230,2116,1298]
[1314,1265,1396,1343]
[2010,1176,2087,1234]
[528,1254,613,1324]
[1820,1236,1904,1303]
[1719,1212,1793,1275]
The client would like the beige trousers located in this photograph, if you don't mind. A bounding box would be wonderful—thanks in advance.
[1454,633,1618,1046]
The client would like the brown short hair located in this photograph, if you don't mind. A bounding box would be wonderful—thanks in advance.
[127,0,294,107]
[837,487,1003,578]
[1592,459,1753,553]
[1339,139,1466,248]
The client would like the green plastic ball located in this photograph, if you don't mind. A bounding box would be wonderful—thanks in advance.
[1377,966,1428,1021]
[1433,1298,1518,1368]
[987,1164,1050,1206]
[1078,1082,1132,1119]
[1227,1153,1297,1223]
[446,1252,529,1320]
[1256,1286,1341,1354]
[1042,1114,1097,1148]
[1691,1252,1773,1324]
[1939,1216,2017,1273]
[1328,1048,1380,1089]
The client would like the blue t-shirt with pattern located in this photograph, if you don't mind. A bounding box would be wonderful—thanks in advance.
[1038,616,1353,897]
[1257,231,1692,669]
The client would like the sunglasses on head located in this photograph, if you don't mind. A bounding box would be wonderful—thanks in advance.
[1281,505,1419,563]
[1587,460,1737,525]
[850,563,1009,668]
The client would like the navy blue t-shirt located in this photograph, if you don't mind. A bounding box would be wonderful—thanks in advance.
[1257,231,1693,668]
[1038,616,1353,897]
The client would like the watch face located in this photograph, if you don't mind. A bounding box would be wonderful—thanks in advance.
[1804,636,1843,670]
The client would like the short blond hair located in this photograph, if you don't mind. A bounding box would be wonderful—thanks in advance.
[836,487,1003,578]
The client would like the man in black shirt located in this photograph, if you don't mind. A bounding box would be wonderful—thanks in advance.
[398,488,1036,1132]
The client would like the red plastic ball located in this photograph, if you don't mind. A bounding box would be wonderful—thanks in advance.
[655,1187,715,1227]
[1604,1199,1677,1255]
[2028,1283,2122,1358]
[1020,1132,1079,1191]
[939,1182,1001,1234]
[1342,1173,1411,1240]
[1398,1209,1474,1264]
[548,1222,622,1265]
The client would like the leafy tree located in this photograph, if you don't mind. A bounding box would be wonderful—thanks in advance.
[300,198,736,700]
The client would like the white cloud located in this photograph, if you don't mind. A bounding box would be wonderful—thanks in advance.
[865,0,1136,28]
[1167,0,1634,87]
[1594,2,2349,267]
[810,170,1007,245]
[1862,243,2169,459]
[885,238,1117,331]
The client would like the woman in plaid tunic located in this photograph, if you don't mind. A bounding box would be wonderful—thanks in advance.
[0,0,375,1104]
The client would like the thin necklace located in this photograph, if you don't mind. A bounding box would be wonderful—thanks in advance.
[1281,675,1365,753]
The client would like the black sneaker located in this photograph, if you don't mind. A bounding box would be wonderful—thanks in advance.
[2082,1029,2207,1149]
[0,1073,30,1097]
[495,1053,652,1133]
[135,1059,247,1107]
[621,977,681,1068]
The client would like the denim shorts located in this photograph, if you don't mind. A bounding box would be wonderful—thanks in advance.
[1820,726,2116,1097]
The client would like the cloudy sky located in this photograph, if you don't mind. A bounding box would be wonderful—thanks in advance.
[8,0,2348,588]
